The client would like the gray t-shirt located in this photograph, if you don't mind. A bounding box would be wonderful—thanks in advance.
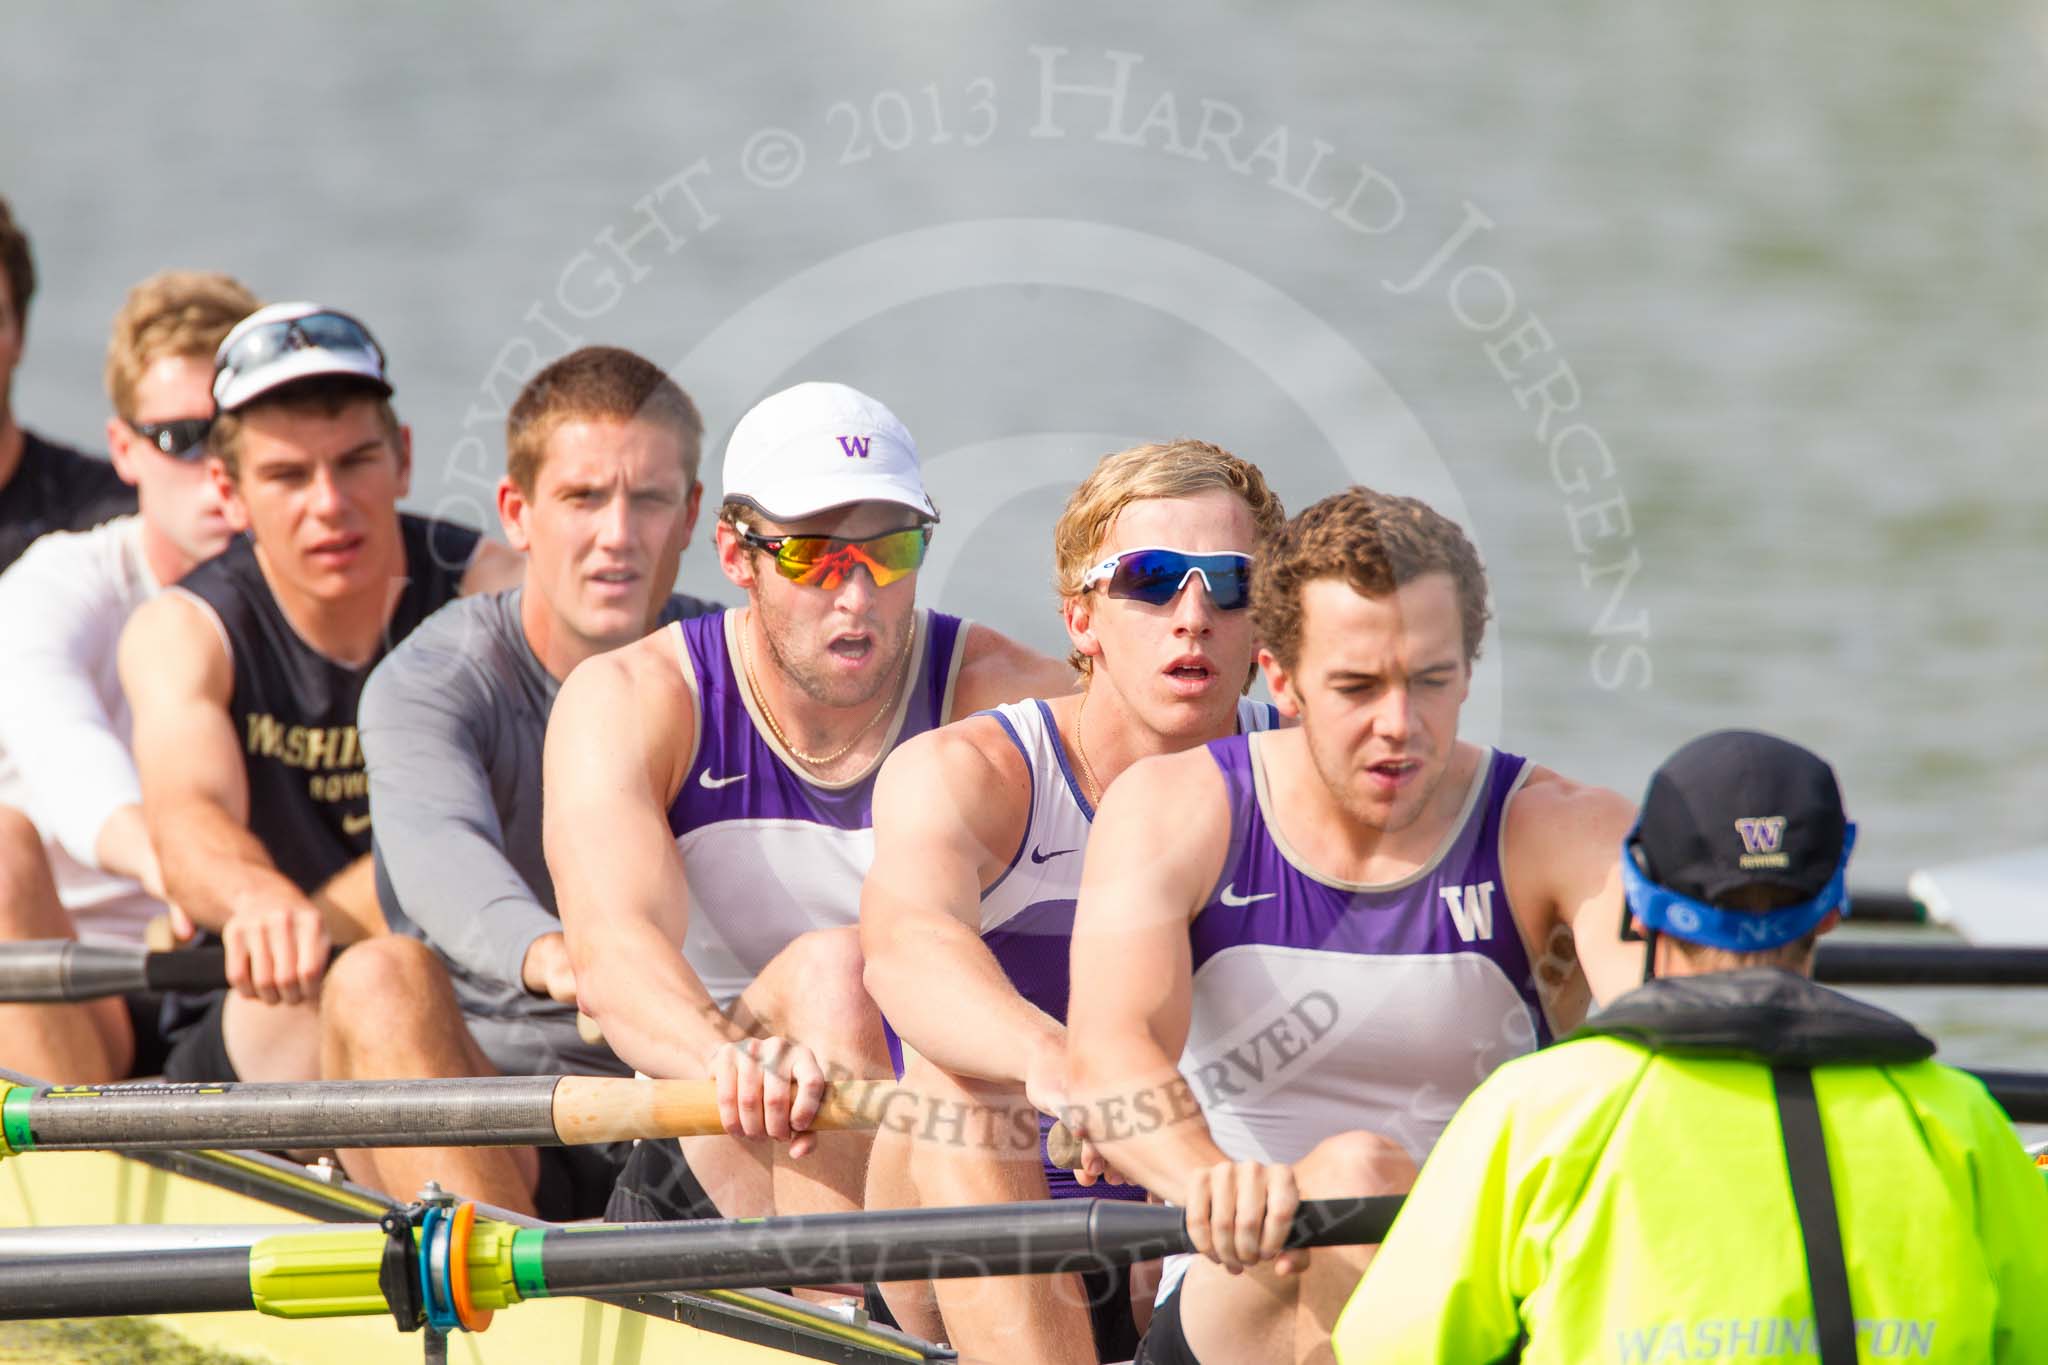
[358,586,717,1073]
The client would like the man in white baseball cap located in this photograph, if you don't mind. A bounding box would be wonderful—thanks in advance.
[119,299,518,1089]
[544,381,1071,1256]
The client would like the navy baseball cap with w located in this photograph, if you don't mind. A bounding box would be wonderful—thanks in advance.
[1631,729,1848,906]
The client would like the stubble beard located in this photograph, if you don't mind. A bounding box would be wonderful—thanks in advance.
[1299,699,1439,835]
[754,594,915,710]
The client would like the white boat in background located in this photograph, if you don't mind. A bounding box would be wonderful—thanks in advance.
[1911,845,2048,945]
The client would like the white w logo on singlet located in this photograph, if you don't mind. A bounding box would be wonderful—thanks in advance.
[1439,881,1497,942]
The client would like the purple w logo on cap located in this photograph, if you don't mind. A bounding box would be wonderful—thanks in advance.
[837,436,871,459]
[1733,816,1787,856]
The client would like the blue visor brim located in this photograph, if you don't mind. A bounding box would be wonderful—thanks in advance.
[1622,824,1855,952]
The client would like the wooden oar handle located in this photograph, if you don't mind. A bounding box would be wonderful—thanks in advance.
[550,1076,905,1145]
[550,1075,1097,1168]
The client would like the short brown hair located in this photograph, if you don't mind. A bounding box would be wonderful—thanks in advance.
[0,196,34,332]
[1253,486,1491,671]
[1053,439,1284,677]
[208,377,402,482]
[104,271,260,419]
[506,346,704,495]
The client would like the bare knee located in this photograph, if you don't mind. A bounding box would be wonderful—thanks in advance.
[320,936,452,1034]
[786,927,865,992]
[1298,1129,1417,1198]
[770,929,871,1026]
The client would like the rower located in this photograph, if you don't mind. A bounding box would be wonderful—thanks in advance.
[0,269,259,1081]
[860,441,1285,1364]
[544,382,1074,1231]
[316,346,719,1217]
[1065,486,1646,1365]
[118,302,520,1083]
[1333,729,2048,1362]
[0,195,135,574]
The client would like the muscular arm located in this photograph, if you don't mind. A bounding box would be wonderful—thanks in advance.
[1065,750,1233,1204]
[947,623,1076,719]
[360,643,560,988]
[92,805,165,899]
[0,539,153,886]
[120,594,312,933]
[545,633,740,1077]
[120,593,331,999]
[860,722,1059,1086]
[1504,770,1641,1018]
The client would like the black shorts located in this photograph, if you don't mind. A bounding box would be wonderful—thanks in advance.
[121,991,173,1078]
[1134,1283,1201,1365]
[532,1140,633,1222]
[603,1134,721,1222]
[1080,1262,1141,1364]
[161,990,236,1082]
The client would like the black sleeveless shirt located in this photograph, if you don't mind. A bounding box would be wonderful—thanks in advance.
[174,514,481,894]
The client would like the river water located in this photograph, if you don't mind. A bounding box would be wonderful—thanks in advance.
[3,3,2044,1084]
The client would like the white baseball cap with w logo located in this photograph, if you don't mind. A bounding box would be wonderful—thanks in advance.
[721,381,938,524]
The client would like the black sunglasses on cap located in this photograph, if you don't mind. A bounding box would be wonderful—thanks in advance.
[125,416,213,461]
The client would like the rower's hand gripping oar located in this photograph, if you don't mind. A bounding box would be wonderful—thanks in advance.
[0,1194,1405,1324]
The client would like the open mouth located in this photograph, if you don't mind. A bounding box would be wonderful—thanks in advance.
[1165,655,1215,683]
[1367,757,1420,781]
[827,634,875,662]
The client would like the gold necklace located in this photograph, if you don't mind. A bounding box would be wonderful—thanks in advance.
[739,613,910,769]
[1071,688,1104,807]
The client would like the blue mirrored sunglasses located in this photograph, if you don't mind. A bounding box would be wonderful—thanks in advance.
[1081,547,1253,610]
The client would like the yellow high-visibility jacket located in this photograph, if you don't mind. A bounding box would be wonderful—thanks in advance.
[1334,970,2048,1363]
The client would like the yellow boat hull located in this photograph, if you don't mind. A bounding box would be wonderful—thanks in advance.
[0,1148,940,1364]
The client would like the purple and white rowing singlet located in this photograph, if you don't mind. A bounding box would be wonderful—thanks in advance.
[964,696,1279,1199]
[1182,733,1551,1168]
[664,608,967,1005]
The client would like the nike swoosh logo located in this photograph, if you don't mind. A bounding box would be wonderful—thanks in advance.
[1219,884,1276,907]
[699,770,748,789]
[342,813,373,837]
[1030,846,1076,864]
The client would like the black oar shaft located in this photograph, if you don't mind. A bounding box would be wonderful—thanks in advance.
[1973,1070,2048,1124]
[10,1075,562,1151]
[0,1197,1400,1322]
[0,940,313,1002]
[1815,942,2048,986]
[0,942,155,1003]
[534,1195,1403,1296]
[1842,891,1924,924]
[0,1246,253,1318]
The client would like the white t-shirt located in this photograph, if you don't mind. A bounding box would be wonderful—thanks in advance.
[0,515,165,943]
